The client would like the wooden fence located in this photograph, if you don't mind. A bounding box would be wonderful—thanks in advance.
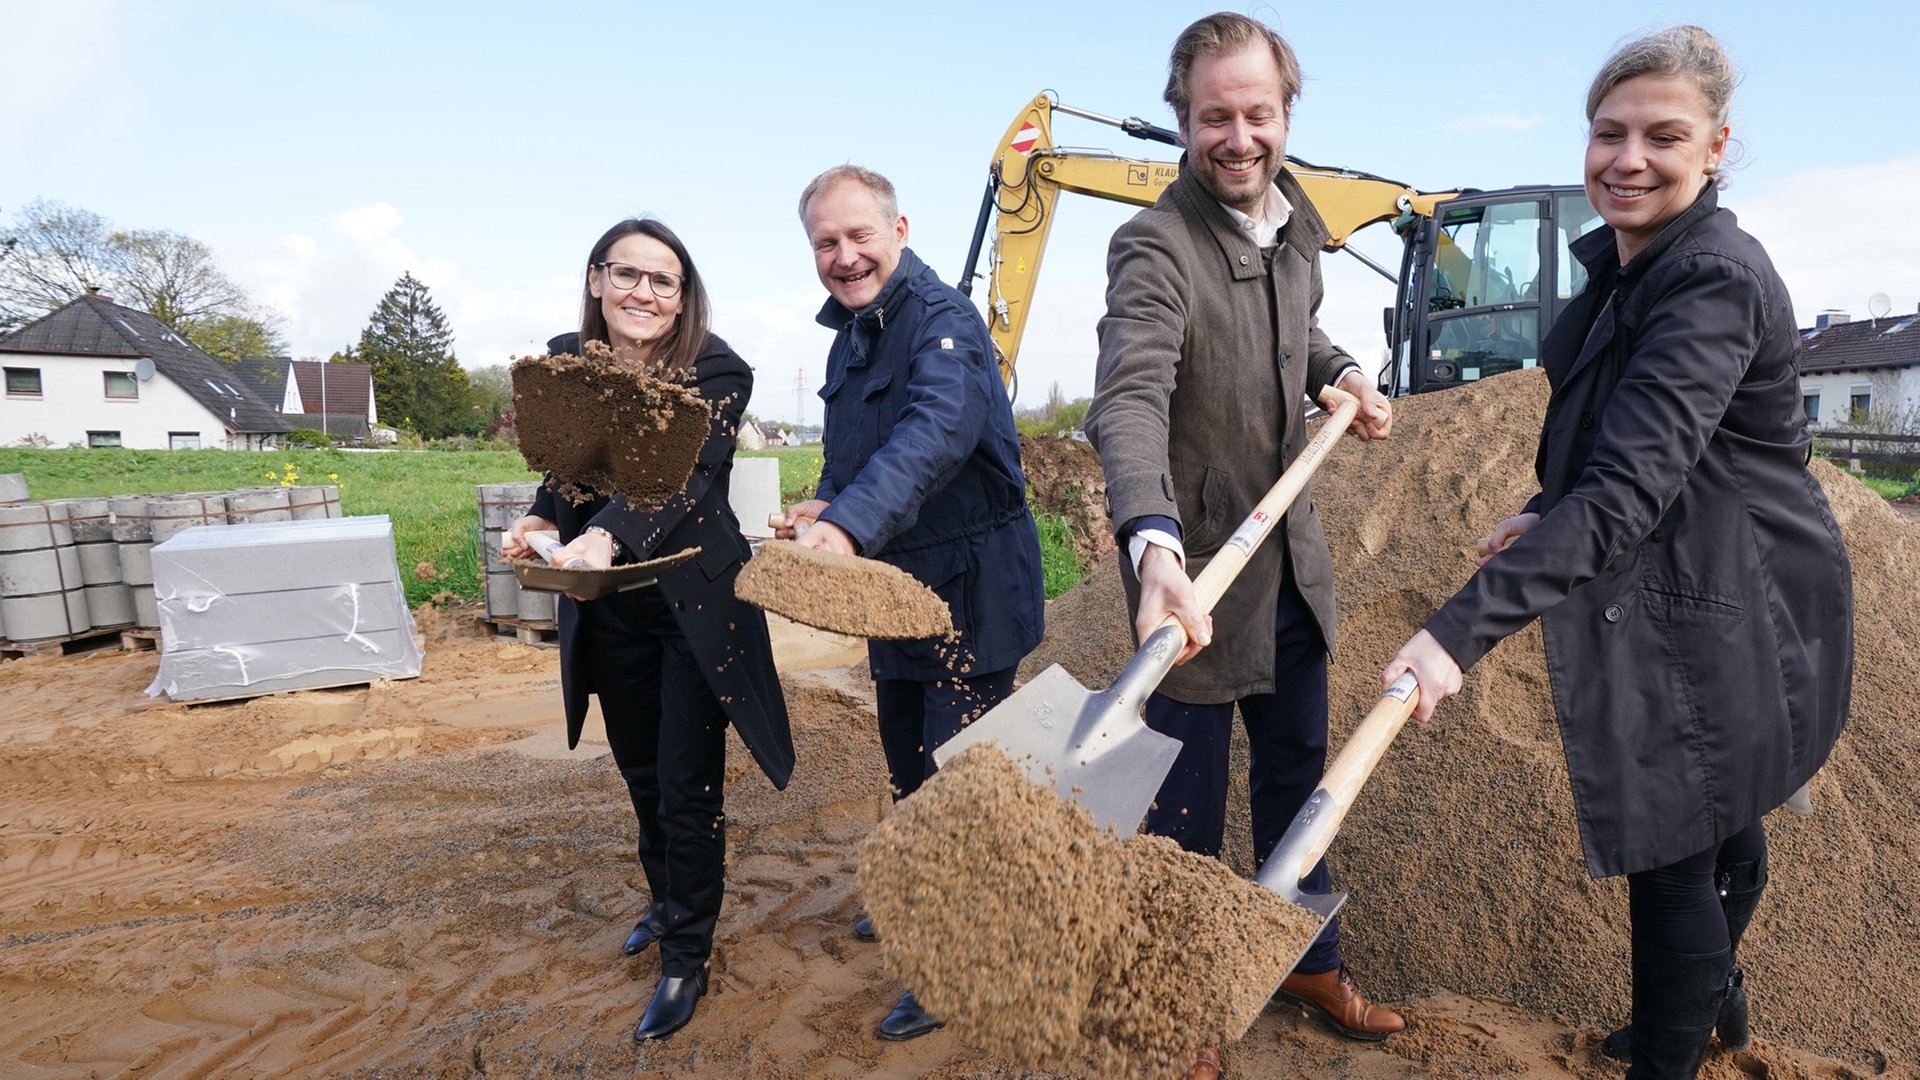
[1811,430,1920,476]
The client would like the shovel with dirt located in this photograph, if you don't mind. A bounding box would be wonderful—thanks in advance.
[511,530,696,600]
[734,514,955,640]
[933,385,1362,834]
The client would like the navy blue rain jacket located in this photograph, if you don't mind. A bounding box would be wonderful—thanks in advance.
[813,248,1044,680]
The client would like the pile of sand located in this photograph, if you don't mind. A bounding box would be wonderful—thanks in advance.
[736,540,954,640]
[511,340,710,510]
[859,744,1322,1078]
[1023,367,1920,1073]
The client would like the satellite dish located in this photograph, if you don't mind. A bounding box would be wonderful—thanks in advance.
[1869,293,1892,319]
[133,358,156,382]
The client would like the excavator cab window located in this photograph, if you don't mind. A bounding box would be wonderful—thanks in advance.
[1431,309,1541,381]
[1386,187,1597,396]
[1434,201,1543,309]
[1554,191,1607,301]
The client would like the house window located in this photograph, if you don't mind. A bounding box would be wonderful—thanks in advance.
[1802,393,1820,424]
[1850,385,1872,423]
[87,430,123,448]
[169,432,201,450]
[4,367,42,396]
[105,371,139,399]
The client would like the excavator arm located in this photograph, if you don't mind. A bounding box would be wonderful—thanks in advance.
[961,93,1466,388]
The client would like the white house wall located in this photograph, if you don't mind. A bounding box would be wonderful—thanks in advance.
[1,352,238,449]
[1801,367,1920,429]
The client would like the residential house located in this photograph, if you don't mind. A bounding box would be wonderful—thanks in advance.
[1800,307,1920,429]
[229,357,378,441]
[0,296,290,450]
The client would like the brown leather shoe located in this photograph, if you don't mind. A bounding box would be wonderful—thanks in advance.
[1275,965,1405,1041]
[1182,1046,1221,1080]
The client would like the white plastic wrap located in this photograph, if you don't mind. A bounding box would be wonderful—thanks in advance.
[145,516,423,702]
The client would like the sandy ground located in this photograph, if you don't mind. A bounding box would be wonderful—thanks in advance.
[4,382,1908,1079]
[0,608,1875,1079]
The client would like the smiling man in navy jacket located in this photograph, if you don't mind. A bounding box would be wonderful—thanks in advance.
[779,163,1044,1043]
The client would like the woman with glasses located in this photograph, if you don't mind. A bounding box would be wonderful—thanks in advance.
[504,218,793,1043]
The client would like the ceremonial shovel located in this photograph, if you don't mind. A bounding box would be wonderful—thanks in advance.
[934,386,1363,834]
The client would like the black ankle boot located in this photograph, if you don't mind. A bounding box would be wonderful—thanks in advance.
[632,967,709,1042]
[622,902,668,957]
[877,990,943,1041]
[1624,942,1730,1079]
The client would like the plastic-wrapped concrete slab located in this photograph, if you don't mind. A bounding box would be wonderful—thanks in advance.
[146,516,422,702]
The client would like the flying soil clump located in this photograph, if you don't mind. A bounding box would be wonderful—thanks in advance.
[735,539,954,640]
[858,743,1321,1078]
[510,340,710,510]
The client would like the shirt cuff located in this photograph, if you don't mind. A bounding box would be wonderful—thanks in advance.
[1124,514,1185,577]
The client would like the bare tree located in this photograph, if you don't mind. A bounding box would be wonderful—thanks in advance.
[0,199,122,327]
[0,200,284,358]
[111,228,251,329]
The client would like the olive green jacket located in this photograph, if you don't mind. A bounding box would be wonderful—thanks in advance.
[1087,167,1354,703]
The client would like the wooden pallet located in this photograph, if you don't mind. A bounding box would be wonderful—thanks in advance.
[476,614,559,648]
[1,624,145,660]
[121,628,161,653]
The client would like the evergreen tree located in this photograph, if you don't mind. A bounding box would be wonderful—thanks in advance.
[355,272,479,438]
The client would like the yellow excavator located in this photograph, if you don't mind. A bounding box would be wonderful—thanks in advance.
[959,93,1602,397]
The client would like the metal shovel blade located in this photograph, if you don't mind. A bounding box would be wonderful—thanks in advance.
[934,626,1188,834]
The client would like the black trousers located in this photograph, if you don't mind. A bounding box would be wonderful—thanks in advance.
[1141,570,1342,974]
[1627,821,1767,953]
[874,665,1018,801]
[577,588,728,978]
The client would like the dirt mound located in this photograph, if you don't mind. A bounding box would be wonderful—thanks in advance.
[1021,434,1114,571]
[1022,368,1920,1072]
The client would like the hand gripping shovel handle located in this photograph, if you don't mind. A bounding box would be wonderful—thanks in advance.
[767,511,810,539]
[1158,385,1360,634]
[526,530,588,569]
[1257,672,1420,904]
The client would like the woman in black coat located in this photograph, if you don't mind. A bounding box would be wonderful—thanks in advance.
[503,218,793,1043]
[1384,27,1852,1080]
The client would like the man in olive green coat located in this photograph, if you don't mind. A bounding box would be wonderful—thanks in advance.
[1084,12,1398,1056]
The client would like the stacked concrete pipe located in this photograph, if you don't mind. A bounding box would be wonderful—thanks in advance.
[0,502,92,642]
[109,495,159,629]
[226,487,294,524]
[52,497,134,630]
[476,482,552,624]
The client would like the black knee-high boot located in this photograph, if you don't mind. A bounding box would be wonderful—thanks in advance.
[1712,854,1767,1051]
[1625,939,1731,1080]
[1604,852,1766,1061]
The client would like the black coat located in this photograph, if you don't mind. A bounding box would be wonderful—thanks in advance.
[1424,186,1852,877]
[530,331,794,790]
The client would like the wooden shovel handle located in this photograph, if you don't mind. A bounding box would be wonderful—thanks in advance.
[1171,385,1361,624]
[1301,673,1419,869]
[1256,672,1421,896]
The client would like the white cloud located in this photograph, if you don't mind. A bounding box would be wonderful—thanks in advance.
[1446,112,1544,134]
[1733,155,1920,325]
[221,204,570,365]
[0,0,131,125]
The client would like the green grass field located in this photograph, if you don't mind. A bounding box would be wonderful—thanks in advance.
[0,446,1086,607]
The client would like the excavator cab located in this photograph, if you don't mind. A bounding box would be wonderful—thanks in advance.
[1385,188,1602,395]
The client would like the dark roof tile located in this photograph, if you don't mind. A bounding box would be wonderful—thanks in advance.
[1800,312,1920,375]
[0,296,291,434]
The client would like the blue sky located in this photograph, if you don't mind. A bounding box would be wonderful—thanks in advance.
[6,0,1917,423]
